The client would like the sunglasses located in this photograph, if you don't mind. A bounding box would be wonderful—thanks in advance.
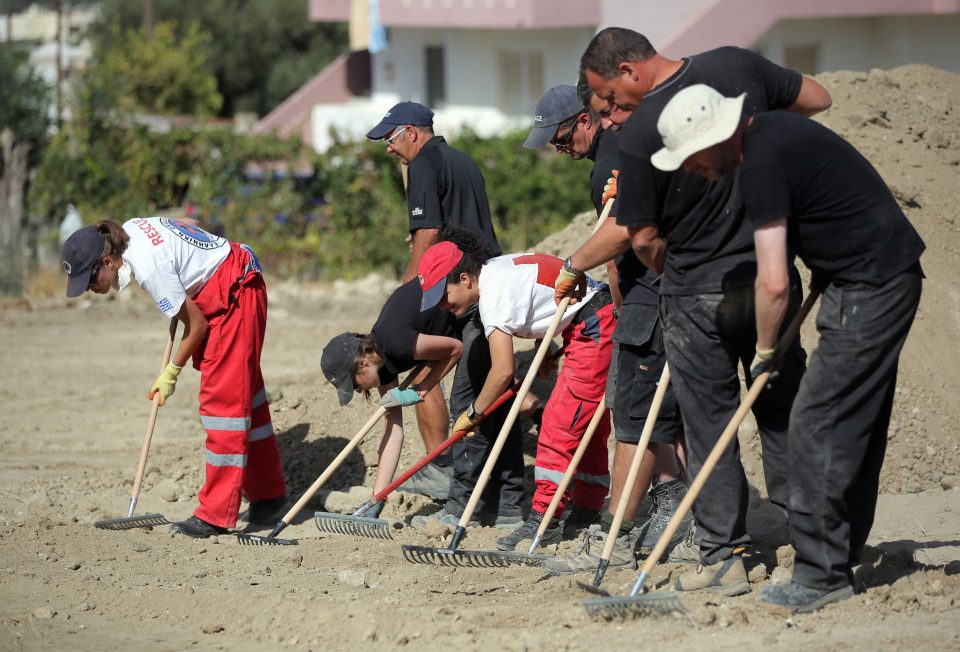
[550,113,585,148]
[385,126,407,145]
[87,258,103,289]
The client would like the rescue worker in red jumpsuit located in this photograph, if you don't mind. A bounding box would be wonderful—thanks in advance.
[61,218,287,538]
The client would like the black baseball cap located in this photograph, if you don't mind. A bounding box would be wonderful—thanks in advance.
[366,101,435,140]
[62,226,105,298]
[523,85,584,149]
[321,332,363,406]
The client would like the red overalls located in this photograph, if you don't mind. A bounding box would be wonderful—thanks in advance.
[190,243,286,528]
[532,300,616,515]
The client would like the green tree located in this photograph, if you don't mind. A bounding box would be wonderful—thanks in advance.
[0,48,52,166]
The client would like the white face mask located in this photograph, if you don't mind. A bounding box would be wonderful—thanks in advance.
[114,260,133,292]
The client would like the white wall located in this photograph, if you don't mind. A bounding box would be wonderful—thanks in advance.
[754,14,960,74]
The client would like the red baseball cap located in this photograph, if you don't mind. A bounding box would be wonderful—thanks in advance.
[418,241,463,311]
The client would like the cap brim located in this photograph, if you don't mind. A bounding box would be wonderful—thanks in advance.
[66,267,93,298]
[651,93,746,172]
[522,123,559,149]
[420,281,445,312]
[334,378,355,407]
[366,119,398,140]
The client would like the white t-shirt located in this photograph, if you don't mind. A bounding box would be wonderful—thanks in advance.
[121,217,230,318]
[477,253,599,339]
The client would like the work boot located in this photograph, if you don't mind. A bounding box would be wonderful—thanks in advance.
[759,581,854,615]
[410,505,478,530]
[480,506,525,531]
[635,477,693,553]
[674,555,751,597]
[398,461,453,500]
[246,495,288,524]
[666,519,700,564]
[542,524,638,575]
[169,515,229,539]
[564,505,601,533]
[495,510,562,551]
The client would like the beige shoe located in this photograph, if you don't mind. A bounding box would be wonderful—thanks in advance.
[674,555,751,596]
[542,524,638,575]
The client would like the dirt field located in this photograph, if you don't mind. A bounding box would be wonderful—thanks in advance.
[1,65,959,651]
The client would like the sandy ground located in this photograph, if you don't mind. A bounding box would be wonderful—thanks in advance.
[2,65,960,650]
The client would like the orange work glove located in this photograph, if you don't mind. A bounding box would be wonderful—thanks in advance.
[601,169,619,205]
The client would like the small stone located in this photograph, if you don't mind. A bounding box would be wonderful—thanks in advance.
[322,486,373,514]
[941,475,958,490]
[201,623,225,634]
[775,545,795,569]
[283,552,304,569]
[77,603,91,612]
[337,569,368,588]
[423,519,453,540]
[33,607,56,619]
[156,479,179,503]
[691,604,717,625]
[748,564,768,583]
[770,566,791,585]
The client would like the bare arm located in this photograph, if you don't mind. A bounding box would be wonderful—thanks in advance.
[788,77,832,117]
[411,333,463,393]
[607,261,623,313]
[403,228,441,283]
[627,225,667,275]
[471,328,516,415]
[372,378,404,494]
[753,219,791,350]
[172,297,209,367]
[569,215,631,272]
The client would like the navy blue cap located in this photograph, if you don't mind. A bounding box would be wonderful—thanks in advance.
[321,332,363,406]
[523,85,584,149]
[366,101,435,140]
[62,225,105,298]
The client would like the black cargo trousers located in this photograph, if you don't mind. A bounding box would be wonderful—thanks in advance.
[445,305,526,518]
[789,265,922,590]
[660,282,807,565]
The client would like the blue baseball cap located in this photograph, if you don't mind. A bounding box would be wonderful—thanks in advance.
[62,225,105,298]
[523,85,584,149]
[366,101,435,140]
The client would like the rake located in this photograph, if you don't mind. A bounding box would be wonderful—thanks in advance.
[583,290,819,619]
[574,364,670,592]
[315,349,566,540]
[401,198,614,568]
[95,318,178,531]
[236,364,425,546]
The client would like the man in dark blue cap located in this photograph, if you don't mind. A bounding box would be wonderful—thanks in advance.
[366,101,526,530]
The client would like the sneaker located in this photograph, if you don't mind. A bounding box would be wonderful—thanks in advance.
[564,505,601,532]
[495,510,562,551]
[674,555,751,596]
[398,461,453,500]
[542,524,638,575]
[635,477,693,553]
[666,520,700,564]
[246,495,288,524]
[410,505,478,530]
[759,581,854,615]
[169,515,229,539]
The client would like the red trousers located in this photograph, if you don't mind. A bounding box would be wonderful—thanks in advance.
[190,243,286,528]
[532,303,615,515]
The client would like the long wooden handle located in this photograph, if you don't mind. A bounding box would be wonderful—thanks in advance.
[534,391,608,537]
[278,363,426,526]
[456,198,615,528]
[127,317,178,516]
[637,290,820,578]
[599,364,670,561]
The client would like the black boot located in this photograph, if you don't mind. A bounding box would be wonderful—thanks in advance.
[169,515,229,538]
[495,510,562,551]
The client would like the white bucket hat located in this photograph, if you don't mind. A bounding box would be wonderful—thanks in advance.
[651,84,746,172]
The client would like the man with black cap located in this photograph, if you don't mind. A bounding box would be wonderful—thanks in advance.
[651,83,924,613]
[524,85,689,574]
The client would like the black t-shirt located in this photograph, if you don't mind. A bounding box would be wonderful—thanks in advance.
[370,279,453,385]
[587,127,658,307]
[406,136,502,255]
[741,112,925,284]
[616,46,803,295]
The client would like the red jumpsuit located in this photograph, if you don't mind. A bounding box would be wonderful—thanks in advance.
[190,243,286,528]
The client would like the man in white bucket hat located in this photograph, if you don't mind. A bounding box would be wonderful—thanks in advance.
[652,83,925,614]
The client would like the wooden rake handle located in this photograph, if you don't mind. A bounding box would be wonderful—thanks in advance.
[636,289,820,580]
[127,317,178,517]
[278,363,426,527]
[456,198,615,530]
[598,363,671,563]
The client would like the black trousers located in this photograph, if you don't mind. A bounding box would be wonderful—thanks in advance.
[660,284,807,564]
[790,266,922,590]
[446,305,526,516]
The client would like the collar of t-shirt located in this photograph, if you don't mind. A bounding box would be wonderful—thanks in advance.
[415,135,446,159]
[586,127,604,162]
[642,57,692,101]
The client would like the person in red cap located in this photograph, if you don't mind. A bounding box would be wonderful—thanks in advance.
[61,218,286,538]
[419,233,617,552]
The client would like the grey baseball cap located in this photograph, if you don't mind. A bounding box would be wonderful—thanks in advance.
[523,85,584,149]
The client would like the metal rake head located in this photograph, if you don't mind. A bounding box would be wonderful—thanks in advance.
[400,544,552,568]
[314,512,392,539]
[235,533,298,546]
[95,513,170,530]
[582,592,687,619]
[575,580,611,597]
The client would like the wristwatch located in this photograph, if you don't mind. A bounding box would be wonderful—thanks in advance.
[467,403,481,420]
[563,256,582,275]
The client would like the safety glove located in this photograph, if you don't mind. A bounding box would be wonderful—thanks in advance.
[148,362,182,406]
[453,404,483,436]
[750,345,781,380]
[601,169,619,205]
[554,257,587,305]
[376,387,424,409]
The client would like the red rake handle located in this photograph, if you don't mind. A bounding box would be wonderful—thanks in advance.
[371,347,564,503]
